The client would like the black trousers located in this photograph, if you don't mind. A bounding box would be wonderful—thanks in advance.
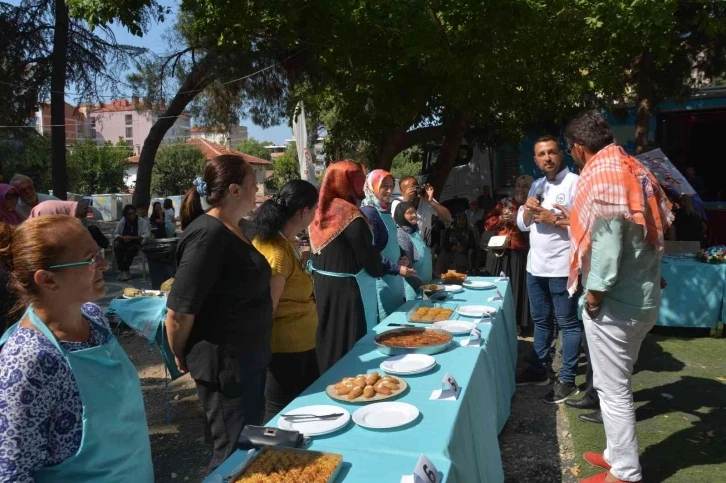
[263,349,320,423]
[113,239,140,271]
[195,369,266,472]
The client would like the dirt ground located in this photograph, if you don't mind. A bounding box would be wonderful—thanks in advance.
[119,331,578,483]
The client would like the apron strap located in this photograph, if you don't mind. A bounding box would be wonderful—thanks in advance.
[25,305,65,352]
[16,305,112,353]
[307,260,356,279]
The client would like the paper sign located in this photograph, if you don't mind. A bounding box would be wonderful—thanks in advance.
[443,372,459,394]
[488,289,504,302]
[413,454,440,483]
[460,328,481,347]
[496,271,508,282]
[430,372,461,400]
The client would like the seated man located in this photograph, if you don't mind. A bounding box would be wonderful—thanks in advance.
[113,204,151,281]
[10,174,58,220]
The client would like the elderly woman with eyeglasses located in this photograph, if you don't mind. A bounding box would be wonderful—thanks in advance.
[0,215,153,482]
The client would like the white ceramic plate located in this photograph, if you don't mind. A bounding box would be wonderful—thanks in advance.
[277,405,350,437]
[380,354,436,375]
[432,320,479,335]
[463,280,497,290]
[352,402,419,429]
[444,285,463,293]
[122,290,163,299]
[456,305,498,318]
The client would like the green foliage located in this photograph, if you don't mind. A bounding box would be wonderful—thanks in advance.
[390,148,423,179]
[272,142,300,188]
[234,138,272,161]
[65,0,168,36]
[0,135,52,192]
[67,138,129,195]
[151,143,206,196]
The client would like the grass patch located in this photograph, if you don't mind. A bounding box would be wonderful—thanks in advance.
[565,331,726,482]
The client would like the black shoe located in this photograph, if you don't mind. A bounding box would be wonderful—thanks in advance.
[543,380,580,404]
[516,369,551,387]
[578,410,603,424]
[565,396,599,410]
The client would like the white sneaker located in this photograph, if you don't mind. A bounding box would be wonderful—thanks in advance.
[120,271,132,281]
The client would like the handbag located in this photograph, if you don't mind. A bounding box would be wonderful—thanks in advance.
[487,235,511,258]
[236,426,305,450]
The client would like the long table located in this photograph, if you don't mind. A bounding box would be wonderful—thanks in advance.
[659,258,726,329]
[205,277,518,482]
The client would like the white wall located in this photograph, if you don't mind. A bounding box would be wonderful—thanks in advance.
[125,164,138,190]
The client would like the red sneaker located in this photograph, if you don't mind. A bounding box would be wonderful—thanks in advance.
[579,471,641,483]
[583,452,611,471]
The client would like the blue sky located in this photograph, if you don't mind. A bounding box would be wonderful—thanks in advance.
[9,0,292,144]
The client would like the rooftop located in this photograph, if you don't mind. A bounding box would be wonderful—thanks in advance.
[127,138,273,166]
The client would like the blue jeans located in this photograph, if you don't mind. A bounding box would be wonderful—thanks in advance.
[526,273,582,383]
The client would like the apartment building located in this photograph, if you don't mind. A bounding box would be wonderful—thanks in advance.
[88,98,191,155]
[32,102,86,146]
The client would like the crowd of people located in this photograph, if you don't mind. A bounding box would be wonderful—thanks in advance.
[0,109,692,483]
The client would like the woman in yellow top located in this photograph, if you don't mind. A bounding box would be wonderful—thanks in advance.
[252,180,319,422]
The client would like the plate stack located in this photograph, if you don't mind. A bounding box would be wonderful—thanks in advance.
[379,354,436,375]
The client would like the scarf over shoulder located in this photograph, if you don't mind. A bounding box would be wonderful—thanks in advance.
[309,161,368,254]
[568,144,674,295]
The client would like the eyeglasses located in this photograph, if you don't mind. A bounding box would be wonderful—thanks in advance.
[48,249,105,271]
[4,193,19,199]
[566,144,575,155]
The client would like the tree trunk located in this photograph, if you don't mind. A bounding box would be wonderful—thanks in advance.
[374,122,445,171]
[50,0,68,199]
[634,48,654,154]
[426,110,470,196]
[375,123,410,170]
[132,57,216,208]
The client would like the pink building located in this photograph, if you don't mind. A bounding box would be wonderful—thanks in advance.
[33,102,86,146]
[89,98,191,155]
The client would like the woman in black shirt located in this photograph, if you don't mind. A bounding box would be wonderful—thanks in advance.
[165,155,272,471]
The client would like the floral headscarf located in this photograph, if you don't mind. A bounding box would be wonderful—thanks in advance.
[309,161,368,253]
[361,169,394,213]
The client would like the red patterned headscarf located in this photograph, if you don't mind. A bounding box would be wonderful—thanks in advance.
[309,161,368,253]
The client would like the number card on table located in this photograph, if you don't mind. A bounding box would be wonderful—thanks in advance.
[429,372,461,401]
[400,454,441,483]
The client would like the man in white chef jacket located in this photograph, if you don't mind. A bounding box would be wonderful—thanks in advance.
[515,135,582,404]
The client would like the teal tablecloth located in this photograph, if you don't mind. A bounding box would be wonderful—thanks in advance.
[659,258,726,328]
[205,277,517,483]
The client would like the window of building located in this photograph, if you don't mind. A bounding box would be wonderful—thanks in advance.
[90,118,96,139]
[125,114,132,125]
[125,126,133,138]
[125,140,133,147]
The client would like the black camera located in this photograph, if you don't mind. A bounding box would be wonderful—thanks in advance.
[415,186,427,197]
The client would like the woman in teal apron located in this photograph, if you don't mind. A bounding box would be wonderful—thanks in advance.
[308,162,389,372]
[394,201,434,300]
[360,170,418,320]
[0,215,153,482]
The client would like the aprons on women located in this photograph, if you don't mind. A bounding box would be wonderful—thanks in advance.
[376,211,405,319]
[0,306,153,482]
[308,260,378,332]
[404,230,433,301]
